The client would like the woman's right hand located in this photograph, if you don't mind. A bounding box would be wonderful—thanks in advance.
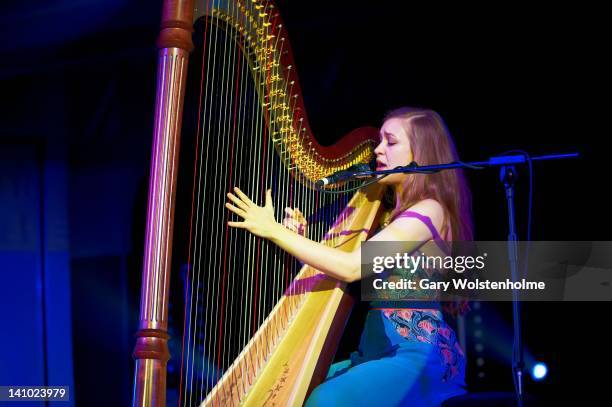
[282,207,308,236]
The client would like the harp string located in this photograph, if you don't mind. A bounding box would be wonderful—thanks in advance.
[200,0,226,401]
[218,0,244,403]
[232,2,255,399]
[219,0,242,397]
[179,0,213,401]
[182,0,214,403]
[241,0,265,398]
[226,0,251,399]
[270,4,290,358]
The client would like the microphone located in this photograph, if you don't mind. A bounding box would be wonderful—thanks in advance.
[315,161,375,188]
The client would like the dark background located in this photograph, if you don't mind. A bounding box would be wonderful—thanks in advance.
[1,0,609,405]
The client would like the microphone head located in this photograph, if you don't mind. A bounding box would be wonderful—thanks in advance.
[314,178,328,189]
[316,161,374,189]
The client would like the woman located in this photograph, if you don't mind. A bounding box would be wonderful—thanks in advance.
[225,107,473,406]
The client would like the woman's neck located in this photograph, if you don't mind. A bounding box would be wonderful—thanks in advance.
[392,183,404,212]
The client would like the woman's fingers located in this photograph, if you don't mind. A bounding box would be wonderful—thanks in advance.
[233,187,254,206]
[227,192,249,211]
[282,217,301,230]
[265,188,273,209]
[283,218,298,229]
[282,218,306,235]
[294,207,306,221]
[227,221,247,229]
[285,207,306,220]
[283,223,297,232]
[225,202,247,218]
[283,207,307,234]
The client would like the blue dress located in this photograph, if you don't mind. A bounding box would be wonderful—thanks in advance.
[305,212,467,406]
[304,303,467,406]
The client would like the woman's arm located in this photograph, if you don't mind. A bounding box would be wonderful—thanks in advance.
[269,221,361,282]
[225,187,443,283]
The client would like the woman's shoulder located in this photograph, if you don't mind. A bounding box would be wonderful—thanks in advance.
[399,199,445,231]
[406,198,445,215]
[372,199,446,244]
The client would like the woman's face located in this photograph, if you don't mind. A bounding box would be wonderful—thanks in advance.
[374,117,414,185]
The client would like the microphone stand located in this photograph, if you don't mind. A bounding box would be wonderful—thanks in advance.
[352,152,579,405]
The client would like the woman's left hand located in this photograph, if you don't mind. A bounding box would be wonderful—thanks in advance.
[225,187,279,239]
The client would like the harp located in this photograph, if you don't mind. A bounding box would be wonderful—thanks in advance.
[132,0,385,405]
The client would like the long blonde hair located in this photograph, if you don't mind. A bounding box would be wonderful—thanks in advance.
[383,107,473,242]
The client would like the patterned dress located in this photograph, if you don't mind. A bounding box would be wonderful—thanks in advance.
[304,212,467,406]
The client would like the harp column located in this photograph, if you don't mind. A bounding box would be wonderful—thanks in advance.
[132,1,194,406]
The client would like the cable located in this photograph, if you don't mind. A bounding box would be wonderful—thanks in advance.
[456,160,486,170]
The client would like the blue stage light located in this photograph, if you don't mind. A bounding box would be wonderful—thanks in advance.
[531,362,548,380]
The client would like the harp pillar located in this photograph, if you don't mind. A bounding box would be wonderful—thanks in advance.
[132,1,194,406]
